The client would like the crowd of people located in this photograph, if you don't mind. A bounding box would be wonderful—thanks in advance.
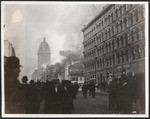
[108,69,139,114]
[97,80,108,92]
[4,56,79,114]
[82,81,96,99]
[4,56,144,114]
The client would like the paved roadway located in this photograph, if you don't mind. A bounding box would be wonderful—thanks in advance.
[73,91,113,114]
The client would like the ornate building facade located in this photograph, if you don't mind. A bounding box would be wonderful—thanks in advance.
[4,40,16,57]
[65,61,85,87]
[38,37,51,69]
[4,40,16,64]
[82,4,145,83]
[31,37,51,82]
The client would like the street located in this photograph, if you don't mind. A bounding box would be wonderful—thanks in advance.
[73,91,112,114]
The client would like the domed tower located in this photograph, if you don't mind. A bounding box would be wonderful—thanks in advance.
[38,37,51,69]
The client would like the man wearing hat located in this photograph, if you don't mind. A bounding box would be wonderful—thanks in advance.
[4,56,25,113]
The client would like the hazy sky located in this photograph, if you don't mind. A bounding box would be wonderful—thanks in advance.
[2,2,106,79]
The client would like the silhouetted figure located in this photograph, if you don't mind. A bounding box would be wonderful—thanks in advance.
[88,81,96,98]
[82,82,88,99]
[60,80,74,114]
[98,81,103,92]
[103,80,108,92]
[26,80,38,113]
[4,56,25,113]
[108,77,118,110]
[21,76,29,113]
[73,82,79,99]
[44,80,61,114]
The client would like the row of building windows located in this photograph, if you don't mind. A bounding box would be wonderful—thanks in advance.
[84,45,145,71]
[83,4,144,41]
[84,31,144,61]
[84,23,145,51]
[71,77,84,81]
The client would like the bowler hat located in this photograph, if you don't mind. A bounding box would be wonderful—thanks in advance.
[5,56,22,69]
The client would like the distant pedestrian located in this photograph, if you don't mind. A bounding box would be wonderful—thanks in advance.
[26,80,38,113]
[21,76,29,113]
[82,82,88,99]
[90,81,96,98]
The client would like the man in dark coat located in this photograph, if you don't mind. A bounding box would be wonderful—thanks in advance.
[58,80,72,114]
[44,80,62,114]
[21,76,29,113]
[108,77,118,110]
[90,81,96,98]
[4,56,25,114]
[82,82,88,99]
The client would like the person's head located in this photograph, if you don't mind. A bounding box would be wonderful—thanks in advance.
[127,71,134,77]
[5,56,22,77]
[121,68,126,75]
[30,80,34,85]
[22,76,28,83]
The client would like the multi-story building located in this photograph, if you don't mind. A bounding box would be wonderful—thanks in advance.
[38,37,51,69]
[31,37,51,82]
[4,40,16,57]
[4,40,16,64]
[65,61,85,87]
[82,4,145,83]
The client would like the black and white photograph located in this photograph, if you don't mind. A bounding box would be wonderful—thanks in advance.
[1,1,149,118]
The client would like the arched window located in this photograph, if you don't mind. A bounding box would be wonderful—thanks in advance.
[124,34,128,45]
[123,4,126,14]
[117,38,119,48]
[99,34,101,43]
[97,60,99,69]
[105,44,108,53]
[124,17,127,28]
[102,32,104,40]
[125,50,129,62]
[116,9,118,19]
[136,27,139,40]
[117,53,120,64]
[109,28,111,37]
[132,47,136,60]
[102,46,104,54]
[131,30,134,42]
[109,55,112,66]
[99,59,102,68]
[105,30,107,39]
[108,15,110,24]
[122,51,124,63]
[135,10,138,22]
[116,22,119,33]
[120,20,123,31]
[102,58,104,68]
[121,36,124,46]
[137,45,141,59]
[105,17,107,26]
[113,54,115,65]
[112,40,115,50]
[112,26,114,35]
[142,25,145,38]
[130,13,133,26]
[109,42,111,51]
[139,5,145,20]
[120,6,122,16]
[99,47,101,56]
[106,57,108,66]
[142,45,145,58]
[111,13,113,22]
